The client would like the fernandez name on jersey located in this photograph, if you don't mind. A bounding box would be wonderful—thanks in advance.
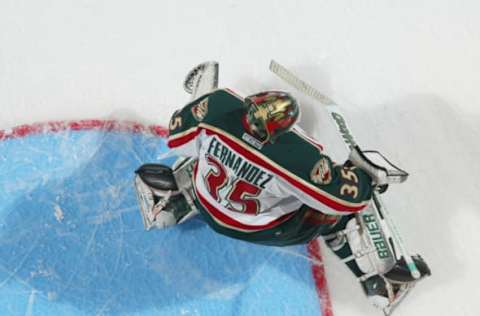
[206,136,274,190]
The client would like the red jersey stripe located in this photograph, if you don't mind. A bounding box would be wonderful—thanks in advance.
[200,125,367,213]
[167,127,200,148]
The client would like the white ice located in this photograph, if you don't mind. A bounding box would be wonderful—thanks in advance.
[1,1,479,315]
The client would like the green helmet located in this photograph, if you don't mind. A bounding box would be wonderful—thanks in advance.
[245,91,300,143]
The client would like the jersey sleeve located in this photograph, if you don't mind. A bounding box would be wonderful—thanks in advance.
[167,94,210,157]
[167,89,244,157]
[268,131,374,215]
[292,152,373,215]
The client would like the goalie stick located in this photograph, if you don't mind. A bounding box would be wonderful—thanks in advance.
[269,60,422,283]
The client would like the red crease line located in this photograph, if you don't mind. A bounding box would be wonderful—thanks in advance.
[308,239,334,316]
[0,119,169,141]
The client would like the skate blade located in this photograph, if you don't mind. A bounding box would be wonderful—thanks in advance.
[382,282,416,316]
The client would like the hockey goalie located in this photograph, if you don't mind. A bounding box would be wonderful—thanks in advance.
[134,62,430,314]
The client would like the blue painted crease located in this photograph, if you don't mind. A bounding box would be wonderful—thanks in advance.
[0,129,322,316]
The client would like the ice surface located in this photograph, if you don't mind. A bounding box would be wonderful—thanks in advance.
[1,1,480,315]
[0,124,325,315]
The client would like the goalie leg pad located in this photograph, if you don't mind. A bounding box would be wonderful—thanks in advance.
[172,157,199,222]
[323,209,431,313]
[324,207,397,280]
[134,163,196,230]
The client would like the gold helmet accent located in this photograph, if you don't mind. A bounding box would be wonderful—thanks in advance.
[245,91,300,143]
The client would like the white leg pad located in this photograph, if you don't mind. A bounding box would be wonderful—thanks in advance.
[333,206,397,278]
[134,175,178,230]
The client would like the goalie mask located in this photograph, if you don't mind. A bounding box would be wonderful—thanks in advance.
[245,91,300,143]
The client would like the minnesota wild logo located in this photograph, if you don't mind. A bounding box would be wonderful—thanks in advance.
[192,98,209,121]
[254,98,292,122]
[310,158,332,185]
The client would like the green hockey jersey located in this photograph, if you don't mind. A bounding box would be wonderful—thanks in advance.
[167,89,373,233]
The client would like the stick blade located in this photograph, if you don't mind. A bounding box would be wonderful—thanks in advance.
[269,60,336,105]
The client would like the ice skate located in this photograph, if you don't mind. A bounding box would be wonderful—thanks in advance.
[361,255,431,315]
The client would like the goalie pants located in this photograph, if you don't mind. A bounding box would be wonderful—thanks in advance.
[195,201,363,277]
